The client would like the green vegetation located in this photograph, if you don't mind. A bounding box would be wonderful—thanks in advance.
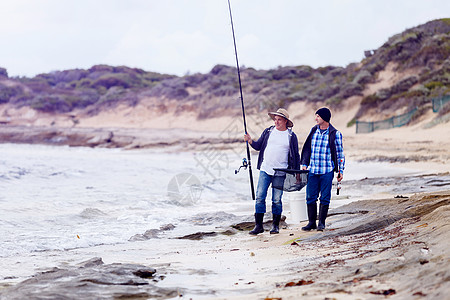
[425,81,444,90]
[347,118,356,127]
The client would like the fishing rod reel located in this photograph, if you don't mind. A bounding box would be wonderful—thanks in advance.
[336,181,341,195]
[235,158,248,174]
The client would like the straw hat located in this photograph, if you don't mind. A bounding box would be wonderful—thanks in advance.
[268,108,294,128]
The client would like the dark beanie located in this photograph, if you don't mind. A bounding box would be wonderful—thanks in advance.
[316,107,331,123]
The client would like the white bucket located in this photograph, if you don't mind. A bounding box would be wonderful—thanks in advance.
[288,193,307,223]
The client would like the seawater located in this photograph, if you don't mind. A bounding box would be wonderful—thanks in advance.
[0,143,253,260]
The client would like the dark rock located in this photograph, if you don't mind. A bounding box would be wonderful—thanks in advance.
[79,257,104,268]
[129,224,176,241]
[364,50,374,58]
[176,231,218,240]
[0,258,178,300]
[231,214,288,231]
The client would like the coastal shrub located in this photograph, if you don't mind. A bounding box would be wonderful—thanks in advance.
[212,85,235,97]
[361,94,380,105]
[270,66,313,81]
[315,84,340,100]
[288,90,308,101]
[389,89,427,102]
[347,118,356,127]
[391,76,419,94]
[339,83,363,98]
[76,78,94,88]
[375,88,392,100]
[365,61,385,75]
[30,95,71,113]
[87,65,115,81]
[170,87,189,99]
[326,97,343,107]
[0,67,8,77]
[49,69,88,85]
[183,73,207,86]
[97,87,125,103]
[429,85,450,99]
[425,81,444,90]
[91,73,136,89]
[327,67,345,78]
[88,65,115,75]
[210,64,234,76]
[10,93,33,106]
[35,73,58,86]
[316,66,335,76]
[353,70,372,84]
[0,84,23,103]
[405,38,450,68]
[249,82,266,94]
[20,77,52,93]
[149,78,189,99]
[73,89,100,108]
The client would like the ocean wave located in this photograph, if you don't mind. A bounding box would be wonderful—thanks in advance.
[79,208,108,219]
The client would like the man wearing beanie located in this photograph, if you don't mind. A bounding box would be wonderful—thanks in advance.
[300,107,345,231]
[244,108,300,235]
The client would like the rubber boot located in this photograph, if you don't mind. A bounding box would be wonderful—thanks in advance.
[317,204,329,231]
[270,214,281,234]
[249,213,264,235]
[301,202,317,231]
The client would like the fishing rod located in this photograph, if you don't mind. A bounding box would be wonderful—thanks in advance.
[227,0,256,200]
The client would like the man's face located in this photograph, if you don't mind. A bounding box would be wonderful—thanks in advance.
[274,115,287,130]
[315,114,325,126]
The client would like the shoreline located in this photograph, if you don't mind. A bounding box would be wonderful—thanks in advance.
[1,189,449,299]
[1,121,450,175]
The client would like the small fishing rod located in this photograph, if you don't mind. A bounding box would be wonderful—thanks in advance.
[227,0,256,200]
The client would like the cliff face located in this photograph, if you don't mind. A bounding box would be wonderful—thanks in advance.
[0,19,449,127]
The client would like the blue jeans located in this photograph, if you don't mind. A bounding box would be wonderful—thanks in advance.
[306,171,334,205]
[255,171,285,215]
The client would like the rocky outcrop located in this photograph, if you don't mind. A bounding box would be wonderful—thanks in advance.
[0,257,179,299]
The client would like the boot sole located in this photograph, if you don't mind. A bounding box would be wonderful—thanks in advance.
[301,227,317,231]
[249,230,264,235]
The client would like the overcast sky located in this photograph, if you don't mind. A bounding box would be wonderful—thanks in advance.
[1,0,448,78]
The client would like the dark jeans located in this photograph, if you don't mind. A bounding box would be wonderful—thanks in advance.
[255,171,285,215]
[306,171,333,205]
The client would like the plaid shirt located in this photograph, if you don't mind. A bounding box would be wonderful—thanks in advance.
[309,128,345,175]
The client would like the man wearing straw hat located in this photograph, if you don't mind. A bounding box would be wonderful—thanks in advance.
[300,107,345,231]
[244,108,300,235]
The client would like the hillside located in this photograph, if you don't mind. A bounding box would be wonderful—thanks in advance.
[0,19,449,130]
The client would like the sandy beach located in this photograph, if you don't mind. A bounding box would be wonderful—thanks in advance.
[1,186,448,299]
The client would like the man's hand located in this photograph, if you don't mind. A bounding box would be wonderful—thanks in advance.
[244,133,252,144]
[301,166,307,170]
[295,173,301,184]
[337,172,343,182]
